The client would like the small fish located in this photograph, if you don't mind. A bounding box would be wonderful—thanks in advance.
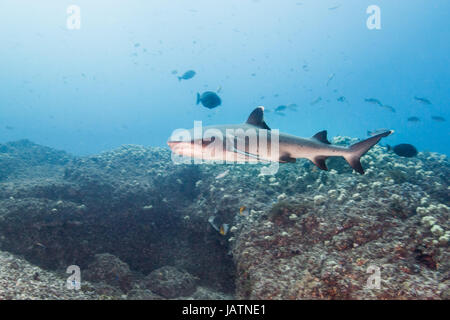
[328,5,341,10]
[215,170,229,180]
[197,91,221,109]
[431,116,445,122]
[35,242,46,249]
[219,224,229,236]
[337,96,346,103]
[275,112,286,116]
[239,206,249,217]
[275,105,287,112]
[5,125,14,130]
[171,70,178,75]
[326,73,335,86]
[414,96,431,105]
[381,105,396,113]
[287,103,298,111]
[367,129,392,137]
[178,70,196,81]
[387,144,418,158]
[364,98,382,106]
[310,97,322,105]
[216,85,222,94]
[208,216,220,232]
[302,64,309,72]
[407,116,420,122]
[134,43,140,47]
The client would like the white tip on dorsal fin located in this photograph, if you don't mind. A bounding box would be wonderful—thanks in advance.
[246,107,271,130]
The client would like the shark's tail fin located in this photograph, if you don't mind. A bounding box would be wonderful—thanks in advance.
[344,130,393,174]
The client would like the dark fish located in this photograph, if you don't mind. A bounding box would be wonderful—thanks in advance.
[414,96,431,105]
[387,144,418,158]
[368,128,391,137]
[337,96,346,102]
[364,98,382,106]
[407,116,420,122]
[381,105,396,113]
[5,125,14,130]
[196,91,221,109]
[275,105,287,112]
[431,116,445,122]
[178,70,196,81]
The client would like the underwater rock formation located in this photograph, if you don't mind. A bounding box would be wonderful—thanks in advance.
[143,266,198,298]
[83,253,134,292]
[0,139,448,299]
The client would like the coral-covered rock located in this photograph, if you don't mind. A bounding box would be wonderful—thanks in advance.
[0,139,448,300]
[83,253,133,292]
[143,266,198,298]
[126,289,164,300]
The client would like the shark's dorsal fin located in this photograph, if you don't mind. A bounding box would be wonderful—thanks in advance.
[312,130,331,144]
[246,107,271,130]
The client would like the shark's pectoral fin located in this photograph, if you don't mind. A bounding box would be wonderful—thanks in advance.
[279,154,296,163]
[246,106,271,130]
[311,156,328,171]
[312,130,331,144]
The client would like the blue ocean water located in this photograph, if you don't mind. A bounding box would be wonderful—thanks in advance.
[0,0,448,156]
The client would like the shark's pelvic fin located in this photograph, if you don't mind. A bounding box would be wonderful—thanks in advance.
[312,130,331,144]
[344,130,393,174]
[246,107,271,130]
[312,156,328,170]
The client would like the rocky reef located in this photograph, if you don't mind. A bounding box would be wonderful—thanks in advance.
[0,138,448,299]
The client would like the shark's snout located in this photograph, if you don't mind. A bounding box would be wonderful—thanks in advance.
[167,141,180,149]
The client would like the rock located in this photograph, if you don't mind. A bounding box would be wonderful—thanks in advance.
[83,253,133,292]
[143,266,198,298]
[0,138,448,300]
[126,289,164,300]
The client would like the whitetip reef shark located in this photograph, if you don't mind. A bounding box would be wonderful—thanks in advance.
[168,107,393,174]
